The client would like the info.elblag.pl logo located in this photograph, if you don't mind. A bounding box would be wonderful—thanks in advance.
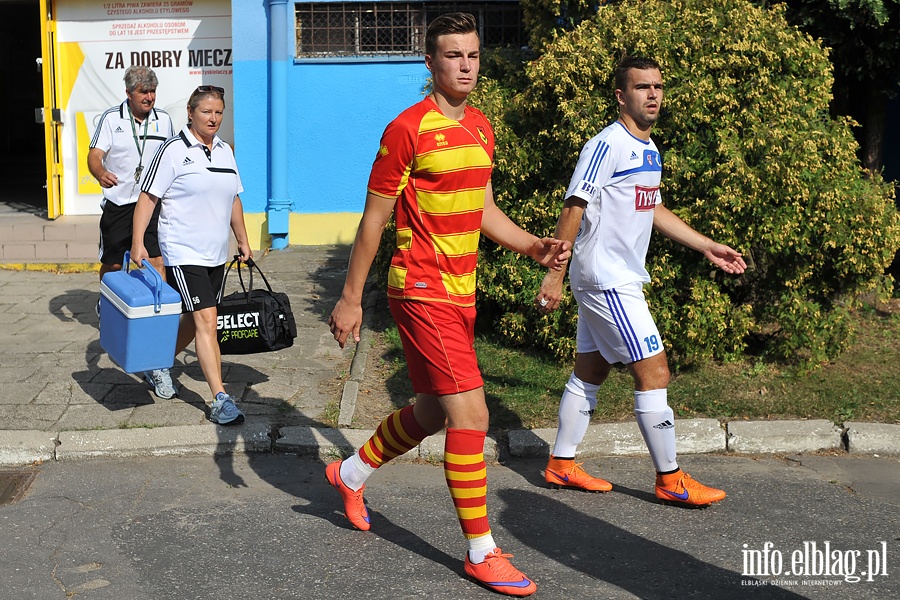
[741,541,889,586]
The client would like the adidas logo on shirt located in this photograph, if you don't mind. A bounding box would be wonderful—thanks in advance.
[653,420,674,429]
[630,151,639,160]
[115,126,124,133]
[182,157,194,166]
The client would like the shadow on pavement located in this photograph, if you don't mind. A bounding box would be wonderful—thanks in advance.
[289,496,462,575]
[497,487,807,599]
[209,245,356,495]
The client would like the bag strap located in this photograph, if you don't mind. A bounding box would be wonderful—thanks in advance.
[218,256,251,303]
[217,256,276,303]
[244,257,276,294]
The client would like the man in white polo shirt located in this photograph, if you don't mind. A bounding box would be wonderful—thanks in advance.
[88,65,176,399]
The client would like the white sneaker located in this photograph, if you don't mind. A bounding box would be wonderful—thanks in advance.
[143,368,178,399]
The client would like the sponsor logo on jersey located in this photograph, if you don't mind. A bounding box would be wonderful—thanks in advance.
[115,126,124,133]
[378,144,389,158]
[579,181,597,197]
[630,151,639,160]
[414,282,428,288]
[477,126,488,145]
[182,157,194,166]
[434,133,448,147]
[634,185,658,211]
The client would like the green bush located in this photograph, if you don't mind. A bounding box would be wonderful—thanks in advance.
[471,0,899,368]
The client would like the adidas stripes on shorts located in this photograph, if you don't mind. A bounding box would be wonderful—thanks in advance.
[573,281,665,365]
[166,264,225,312]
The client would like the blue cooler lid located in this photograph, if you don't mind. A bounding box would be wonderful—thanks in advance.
[100,257,181,317]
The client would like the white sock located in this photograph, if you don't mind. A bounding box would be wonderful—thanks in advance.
[339,452,375,491]
[551,373,600,458]
[467,534,498,564]
[634,389,678,473]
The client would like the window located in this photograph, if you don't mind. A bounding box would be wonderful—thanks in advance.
[295,2,525,58]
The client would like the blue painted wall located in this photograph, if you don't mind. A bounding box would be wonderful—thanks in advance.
[231,0,431,215]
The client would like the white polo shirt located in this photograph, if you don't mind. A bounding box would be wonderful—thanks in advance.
[141,126,243,267]
[566,121,663,291]
[89,101,174,206]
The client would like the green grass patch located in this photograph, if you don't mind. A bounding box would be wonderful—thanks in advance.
[375,305,900,431]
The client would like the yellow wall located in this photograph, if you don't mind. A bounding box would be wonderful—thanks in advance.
[244,212,361,249]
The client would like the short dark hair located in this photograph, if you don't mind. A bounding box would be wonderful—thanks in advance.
[615,56,662,91]
[425,12,478,56]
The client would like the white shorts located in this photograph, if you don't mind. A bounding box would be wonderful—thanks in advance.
[573,281,664,365]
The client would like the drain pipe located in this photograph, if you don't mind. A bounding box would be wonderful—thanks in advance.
[267,0,291,249]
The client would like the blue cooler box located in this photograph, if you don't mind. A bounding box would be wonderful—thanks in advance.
[99,257,182,373]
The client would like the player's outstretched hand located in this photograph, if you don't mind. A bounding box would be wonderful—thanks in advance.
[703,243,747,275]
[531,238,571,271]
[329,298,363,349]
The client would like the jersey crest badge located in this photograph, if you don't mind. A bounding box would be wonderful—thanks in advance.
[476,127,488,145]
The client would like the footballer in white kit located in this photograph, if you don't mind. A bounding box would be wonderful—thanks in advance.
[536,56,747,506]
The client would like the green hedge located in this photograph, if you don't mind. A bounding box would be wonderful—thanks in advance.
[467,0,899,368]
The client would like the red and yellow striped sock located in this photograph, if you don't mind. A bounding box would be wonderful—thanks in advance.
[444,428,492,540]
[358,405,429,469]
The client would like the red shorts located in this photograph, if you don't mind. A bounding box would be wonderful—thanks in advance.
[389,298,483,396]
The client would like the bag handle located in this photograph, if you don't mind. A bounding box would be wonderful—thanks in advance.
[217,256,275,303]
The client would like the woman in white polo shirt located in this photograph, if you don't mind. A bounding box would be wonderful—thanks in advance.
[131,85,251,426]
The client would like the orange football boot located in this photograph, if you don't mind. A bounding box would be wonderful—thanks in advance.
[325,460,371,530]
[655,470,726,507]
[544,456,613,492]
[465,548,537,597]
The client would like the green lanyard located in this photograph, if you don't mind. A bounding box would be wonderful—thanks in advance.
[127,103,150,183]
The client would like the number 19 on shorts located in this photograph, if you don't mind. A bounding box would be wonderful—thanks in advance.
[644,335,660,353]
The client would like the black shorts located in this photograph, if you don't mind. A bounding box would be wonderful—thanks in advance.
[98,200,161,265]
[166,264,226,312]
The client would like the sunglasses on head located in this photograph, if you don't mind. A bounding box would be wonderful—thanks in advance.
[194,85,225,95]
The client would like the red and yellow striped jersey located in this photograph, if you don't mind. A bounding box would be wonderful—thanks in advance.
[367,97,494,306]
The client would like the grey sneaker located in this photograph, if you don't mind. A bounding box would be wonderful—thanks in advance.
[143,368,178,399]
[210,393,244,425]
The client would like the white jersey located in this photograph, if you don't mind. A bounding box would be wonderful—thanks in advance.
[141,126,244,267]
[90,101,174,206]
[566,121,662,290]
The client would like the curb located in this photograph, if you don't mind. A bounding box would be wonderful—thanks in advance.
[2,419,899,468]
[0,262,100,273]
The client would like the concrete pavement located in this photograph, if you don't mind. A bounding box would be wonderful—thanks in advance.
[2,453,899,599]
[0,205,899,466]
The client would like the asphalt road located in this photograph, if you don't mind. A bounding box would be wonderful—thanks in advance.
[2,453,899,600]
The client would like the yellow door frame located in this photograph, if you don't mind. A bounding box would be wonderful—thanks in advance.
[38,0,62,218]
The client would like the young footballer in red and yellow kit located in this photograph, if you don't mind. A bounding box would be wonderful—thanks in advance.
[324,12,570,598]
